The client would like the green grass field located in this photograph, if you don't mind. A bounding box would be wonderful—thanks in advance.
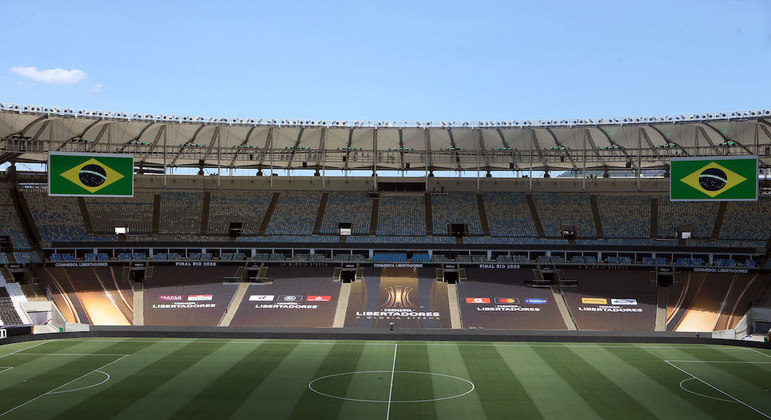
[0,338,768,419]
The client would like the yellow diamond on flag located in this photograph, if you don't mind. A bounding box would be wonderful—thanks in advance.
[680,162,746,197]
[59,158,125,193]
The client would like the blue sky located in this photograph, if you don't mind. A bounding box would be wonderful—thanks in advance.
[1,0,769,122]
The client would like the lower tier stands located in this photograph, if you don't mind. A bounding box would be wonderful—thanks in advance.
[457,269,566,329]
[561,268,657,331]
[667,270,769,332]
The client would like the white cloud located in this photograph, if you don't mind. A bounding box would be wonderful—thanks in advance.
[10,66,87,85]
[89,83,104,93]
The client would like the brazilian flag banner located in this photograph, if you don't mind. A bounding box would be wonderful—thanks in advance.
[48,152,134,197]
[670,156,757,201]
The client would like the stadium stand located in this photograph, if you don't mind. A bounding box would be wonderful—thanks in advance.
[482,192,538,237]
[720,199,771,240]
[86,191,155,234]
[265,191,322,235]
[319,191,373,234]
[0,188,30,249]
[657,196,718,238]
[207,190,272,235]
[0,287,23,325]
[431,192,483,235]
[533,193,596,237]
[376,194,426,236]
[159,191,203,235]
[596,194,650,238]
[24,188,110,242]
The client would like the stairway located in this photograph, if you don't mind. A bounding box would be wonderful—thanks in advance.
[219,283,249,327]
[589,195,604,238]
[650,197,659,238]
[525,194,546,238]
[551,285,577,330]
[200,191,211,234]
[313,192,329,235]
[710,202,727,240]
[446,283,462,329]
[476,194,490,236]
[332,282,352,328]
[258,192,281,235]
[425,192,433,235]
[655,285,668,331]
[77,198,94,234]
[132,282,144,326]
[368,196,379,235]
[151,194,161,235]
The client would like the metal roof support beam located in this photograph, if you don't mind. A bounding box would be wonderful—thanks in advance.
[57,119,104,151]
[477,129,491,174]
[87,123,110,152]
[544,127,577,170]
[118,122,156,153]
[583,129,608,170]
[141,125,167,164]
[447,129,462,172]
[257,127,274,170]
[228,126,258,168]
[285,127,305,170]
[2,115,48,141]
[373,129,378,190]
[593,126,634,168]
[494,128,520,172]
[202,126,221,163]
[343,129,354,172]
[170,124,206,166]
[645,125,689,157]
[694,126,720,154]
[700,122,754,156]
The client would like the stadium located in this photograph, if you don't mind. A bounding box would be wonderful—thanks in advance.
[0,101,768,418]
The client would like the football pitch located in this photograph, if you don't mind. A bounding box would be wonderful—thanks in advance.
[0,338,768,419]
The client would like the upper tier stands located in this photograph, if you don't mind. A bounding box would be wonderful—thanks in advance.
[596,194,650,238]
[159,191,203,234]
[657,197,718,238]
[533,193,596,237]
[86,191,155,234]
[0,189,30,249]
[483,192,538,237]
[207,190,272,235]
[377,194,426,236]
[320,191,373,234]
[24,189,110,242]
[265,191,321,235]
[431,192,483,235]
[720,200,771,240]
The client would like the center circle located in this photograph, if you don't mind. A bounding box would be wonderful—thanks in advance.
[79,164,107,187]
[308,370,474,403]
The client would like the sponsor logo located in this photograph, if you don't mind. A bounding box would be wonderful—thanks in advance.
[496,298,520,304]
[188,294,213,301]
[525,298,548,304]
[159,295,182,301]
[581,298,607,305]
[578,307,643,313]
[249,295,275,301]
[611,299,638,305]
[306,295,331,302]
[466,297,491,304]
[278,295,303,302]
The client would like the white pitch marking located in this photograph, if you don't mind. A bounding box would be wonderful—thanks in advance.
[48,370,111,395]
[0,341,48,359]
[386,343,398,420]
[51,338,754,350]
[665,360,769,419]
[0,368,12,374]
[666,360,771,364]
[746,348,771,359]
[678,378,735,403]
[308,370,475,403]
[0,354,128,417]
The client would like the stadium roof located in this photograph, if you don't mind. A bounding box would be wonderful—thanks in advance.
[1,102,770,172]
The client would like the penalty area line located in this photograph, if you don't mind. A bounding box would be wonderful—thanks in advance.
[0,354,129,417]
[665,360,770,419]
